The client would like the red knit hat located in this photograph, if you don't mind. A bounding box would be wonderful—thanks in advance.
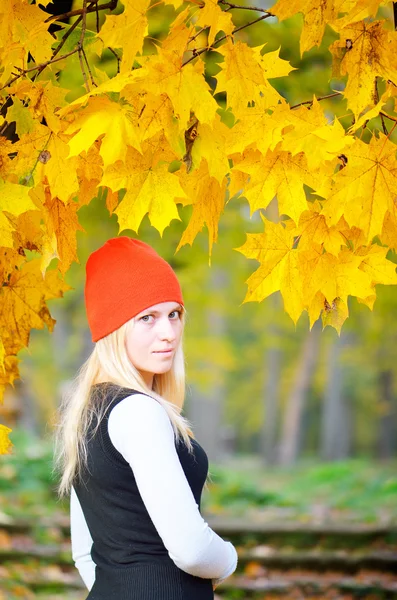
[85,237,184,342]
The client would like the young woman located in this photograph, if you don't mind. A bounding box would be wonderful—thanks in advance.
[55,236,238,600]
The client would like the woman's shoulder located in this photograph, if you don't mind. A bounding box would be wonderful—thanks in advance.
[108,389,170,427]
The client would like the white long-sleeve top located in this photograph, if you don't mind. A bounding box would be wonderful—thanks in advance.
[70,393,238,591]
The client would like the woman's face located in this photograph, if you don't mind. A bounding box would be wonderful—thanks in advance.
[125,301,183,388]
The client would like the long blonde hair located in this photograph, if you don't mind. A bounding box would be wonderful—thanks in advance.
[54,306,195,498]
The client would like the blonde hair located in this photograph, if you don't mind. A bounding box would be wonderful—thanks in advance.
[54,305,195,498]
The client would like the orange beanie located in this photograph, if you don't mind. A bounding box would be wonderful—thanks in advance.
[84,237,184,342]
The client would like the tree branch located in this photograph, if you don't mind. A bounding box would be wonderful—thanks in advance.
[182,13,272,66]
[44,0,117,23]
[218,0,273,14]
[290,92,342,109]
[379,112,397,123]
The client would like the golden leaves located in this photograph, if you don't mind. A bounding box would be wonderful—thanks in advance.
[318,135,397,243]
[0,425,12,455]
[97,0,150,73]
[2,0,397,449]
[330,20,397,117]
[100,134,185,236]
[215,40,294,113]
[65,97,142,167]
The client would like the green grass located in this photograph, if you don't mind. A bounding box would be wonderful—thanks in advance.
[2,431,397,524]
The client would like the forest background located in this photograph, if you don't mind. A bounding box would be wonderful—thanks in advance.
[0,0,397,521]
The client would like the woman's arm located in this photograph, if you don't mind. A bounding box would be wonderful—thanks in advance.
[70,486,96,590]
[108,394,238,582]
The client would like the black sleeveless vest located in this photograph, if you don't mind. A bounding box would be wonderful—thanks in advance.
[73,383,214,600]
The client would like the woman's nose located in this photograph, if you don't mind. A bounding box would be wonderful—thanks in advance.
[158,318,177,341]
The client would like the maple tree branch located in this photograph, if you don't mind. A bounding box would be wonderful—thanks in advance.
[82,46,97,88]
[379,112,397,122]
[183,13,271,66]
[375,79,388,135]
[77,0,90,92]
[0,48,81,91]
[43,0,117,23]
[1,0,104,93]
[290,92,342,109]
[218,0,273,15]
[108,47,121,73]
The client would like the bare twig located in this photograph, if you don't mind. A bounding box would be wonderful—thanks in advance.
[290,92,342,109]
[182,13,271,66]
[34,13,84,80]
[108,47,121,73]
[82,46,97,87]
[44,0,117,23]
[393,2,397,30]
[189,0,272,43]
[373,78,388,134]
[77,0,90,92]
[218,0,273,14]
[380,112,397,123]
[0,48,81,91]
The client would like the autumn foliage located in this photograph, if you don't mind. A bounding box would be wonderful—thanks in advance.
[1,0,397,452]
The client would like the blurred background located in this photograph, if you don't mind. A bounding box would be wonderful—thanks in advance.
[0,0,396,598]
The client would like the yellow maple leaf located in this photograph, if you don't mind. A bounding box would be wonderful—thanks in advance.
[225,96,284,157]
[302,247,374,307]
[270,0,354,54]
[194,0,235,46]
[175,159,227,257]
[190,118,231,184]
[66,97,142,168]
[236,219,305,323]
[276,99,354,169]
[335,0,389,28]
[319,135,397,243]
[356,244,397,285]
[97,0,150,73]
[330,20,397,117]
[0,424,12,455]
[0,258,71,358]
[42,194,85,275]
[215,39,293,114]
[141,19,219,129]
[0,338,5,373]
[121,91,182,155]
[6,97,36,136]
[380,209,397,250]
[230,147,319,224]
[34,135,79,203]
[0,178,37,248]
[11,80,68,134]
[298,202,345,256]
[321,296,349,333]
[100,134,185,236]
[0,0,53,85]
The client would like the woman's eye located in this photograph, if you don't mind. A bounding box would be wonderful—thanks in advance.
[140,315,152,322]
[169,311,181,319]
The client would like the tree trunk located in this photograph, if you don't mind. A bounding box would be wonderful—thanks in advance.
[186,268,227,464]
[260,296,282,466]
[278,319,322,466]
[321,333,351,461]
[377,370,396,459]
